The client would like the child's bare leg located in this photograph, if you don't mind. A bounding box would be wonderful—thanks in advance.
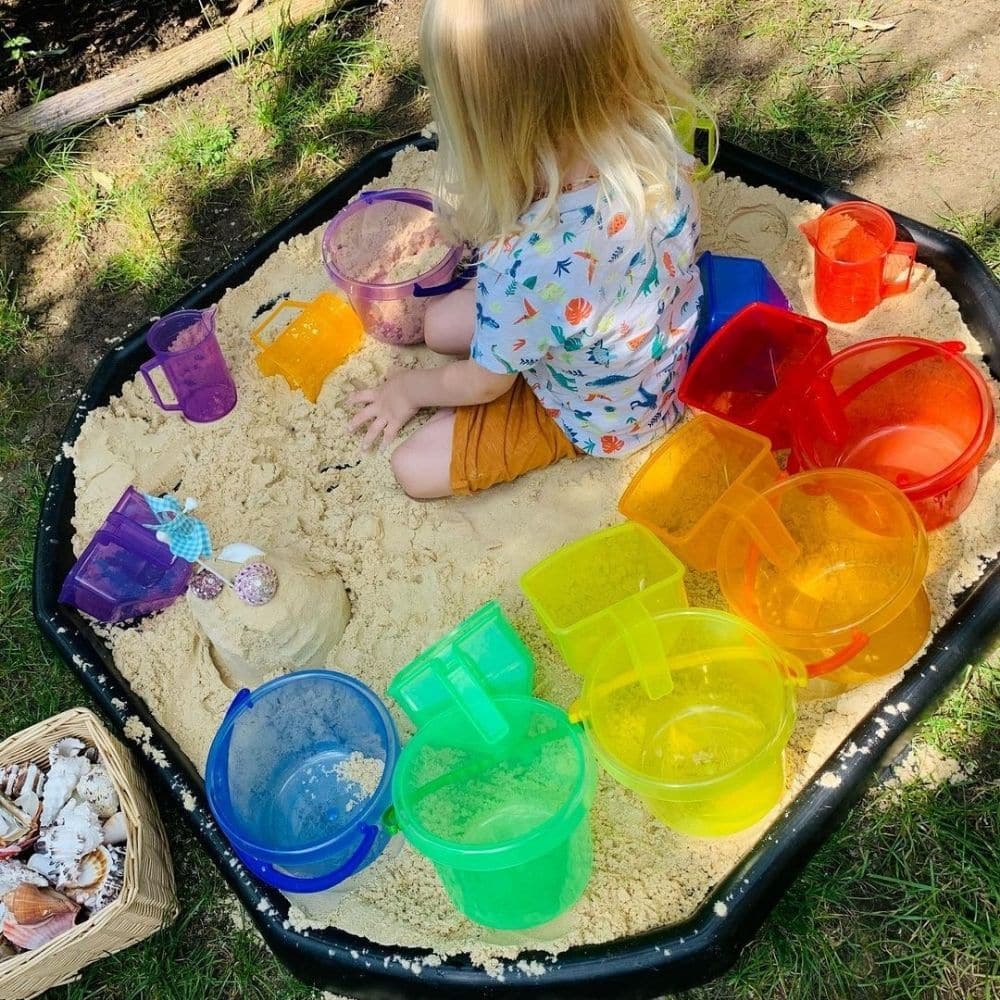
[423,285,476,356]
[390,410,455,499]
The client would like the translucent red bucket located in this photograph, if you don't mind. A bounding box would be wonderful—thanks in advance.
[322,189,464,345]
[791,337,996,529]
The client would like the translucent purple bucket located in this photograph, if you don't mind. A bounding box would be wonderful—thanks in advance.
[322,189,465,346]
[140,306,237,422]
[59,487,192,623]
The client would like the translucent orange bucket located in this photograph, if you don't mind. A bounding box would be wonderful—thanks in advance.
[252,292,363,403]
[716,469,930,692]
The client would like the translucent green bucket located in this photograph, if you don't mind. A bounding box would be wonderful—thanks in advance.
[391,696,596,929]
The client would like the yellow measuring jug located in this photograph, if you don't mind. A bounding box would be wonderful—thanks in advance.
[520,523,688,678]
[252,292,363,403]
[570,608,804,837]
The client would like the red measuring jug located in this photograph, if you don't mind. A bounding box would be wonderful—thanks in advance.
[799,202,917,323]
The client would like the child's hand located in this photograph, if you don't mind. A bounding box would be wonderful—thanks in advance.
[348,376,420,451]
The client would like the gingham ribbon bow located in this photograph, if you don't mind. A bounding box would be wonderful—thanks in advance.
[143,494,213,563]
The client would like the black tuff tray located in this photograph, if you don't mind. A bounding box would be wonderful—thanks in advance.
[33,134,1000,998]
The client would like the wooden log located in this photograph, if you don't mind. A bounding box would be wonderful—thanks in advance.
[0,0,348,157]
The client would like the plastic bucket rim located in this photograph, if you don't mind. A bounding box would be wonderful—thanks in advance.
[618,414,777,548]
[391,697,597,872]
[791,336,997,502]
[321,187,463,299]
[146,306,217,356]
[206,669,400,866]
[519,523,686,637]
[718,468,930,647]
[811,201,897,263]
[579,608,800,802]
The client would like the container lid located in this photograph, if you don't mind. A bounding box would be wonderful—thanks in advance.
[793,337,996,502]
[392,697,595,871]
[717,469,928,648]
[571,609,801,802]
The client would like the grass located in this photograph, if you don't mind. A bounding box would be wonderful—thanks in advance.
[0,1,998,997]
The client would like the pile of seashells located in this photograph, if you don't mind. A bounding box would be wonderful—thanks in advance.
[0,738,126,958]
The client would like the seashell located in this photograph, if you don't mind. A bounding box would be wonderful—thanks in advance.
[48,738,87,767]
[25,850,61,885]
[39,754,91,827]
[190,567,225,601]
[233,560,279,606]
[1,885,80,950]
[75,766,120,820]
[217,542,265,563]
[0,792,38,859]
[1,762,46,802]
[38,800,102,871]
[0,935,16,960]
[0,859,49,896]
[101,812,128,846]
[63,845,124,913]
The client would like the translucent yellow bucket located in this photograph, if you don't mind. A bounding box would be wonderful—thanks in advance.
[252,292,364,403]
[520,523,688,677]
[570,608,804,836]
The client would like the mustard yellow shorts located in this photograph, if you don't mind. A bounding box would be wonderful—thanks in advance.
[450,377,579,495]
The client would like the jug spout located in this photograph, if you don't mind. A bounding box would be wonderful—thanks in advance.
[798,217,820,248]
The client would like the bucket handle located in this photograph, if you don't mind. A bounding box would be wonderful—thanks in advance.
[882,241,918,298]
[805,631,870,678]
[250,299,311,351]
[413,263,478,299]
[239,822,381,894]
[139,357,181,411]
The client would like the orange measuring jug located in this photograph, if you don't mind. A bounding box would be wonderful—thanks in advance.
[799,203,917,324]
[252,292,364,403]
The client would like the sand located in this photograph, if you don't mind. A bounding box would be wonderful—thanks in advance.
[187,551,351,690]
[68,146,1000,967]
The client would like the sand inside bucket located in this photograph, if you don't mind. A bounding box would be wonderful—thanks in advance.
[68,145,1000,974]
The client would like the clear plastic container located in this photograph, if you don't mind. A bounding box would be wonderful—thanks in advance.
[205,670,399,894]
[791,337,996,530]
[520,523,688,676]
[322,189,464,345]
[619,414,785,571]
[571,608,803,836]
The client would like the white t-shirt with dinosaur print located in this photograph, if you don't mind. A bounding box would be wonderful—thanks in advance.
[470,168,702,456]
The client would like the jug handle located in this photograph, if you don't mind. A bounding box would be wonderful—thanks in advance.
[806,631,869,678]
[440,650,512,746]
[139,357,181,411]
[250,299,310,350]
[609,597,673,700]
[881,241,918,298]
[719,483,800,572]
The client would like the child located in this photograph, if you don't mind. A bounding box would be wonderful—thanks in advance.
[350,0,708,498]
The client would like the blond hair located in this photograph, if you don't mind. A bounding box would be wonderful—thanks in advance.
[420,0,709,247]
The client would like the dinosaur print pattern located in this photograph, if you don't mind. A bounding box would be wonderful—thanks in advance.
[471,158,702,455]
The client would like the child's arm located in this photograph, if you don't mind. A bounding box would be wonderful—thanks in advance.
[349,361,515,451]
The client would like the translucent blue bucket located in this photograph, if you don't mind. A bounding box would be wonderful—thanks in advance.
[692,252,790,359]
[205,670,399,893]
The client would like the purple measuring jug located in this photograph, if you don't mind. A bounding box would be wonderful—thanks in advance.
[140,307,237,422]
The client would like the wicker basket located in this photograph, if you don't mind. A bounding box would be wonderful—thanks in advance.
[0,708,178,1000]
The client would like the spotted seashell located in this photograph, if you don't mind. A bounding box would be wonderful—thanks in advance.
[189,568,224,601]
[75,766,120,821]
[233,561,279,606]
